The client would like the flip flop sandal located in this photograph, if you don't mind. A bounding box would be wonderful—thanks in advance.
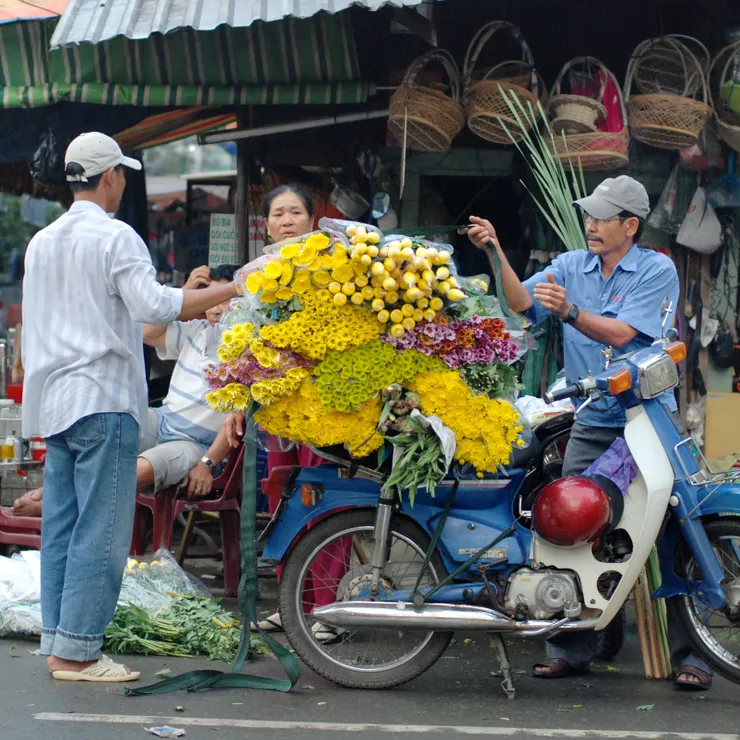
[311,622,346,644]
[532,658,590,679]
[250,614,283,632]
[675,665,712,691]
[52,655,140,683]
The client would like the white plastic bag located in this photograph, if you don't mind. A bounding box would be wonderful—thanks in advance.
[677,187,723,254]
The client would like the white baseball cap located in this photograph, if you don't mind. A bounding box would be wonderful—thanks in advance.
[64,132,142,182]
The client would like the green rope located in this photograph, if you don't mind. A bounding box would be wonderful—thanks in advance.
[125,407,301,696]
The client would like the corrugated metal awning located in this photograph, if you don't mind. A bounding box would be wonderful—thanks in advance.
[0,13,369,108]
[50,0,429,48]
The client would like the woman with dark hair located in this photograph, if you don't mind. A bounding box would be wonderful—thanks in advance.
[229,184,347,639]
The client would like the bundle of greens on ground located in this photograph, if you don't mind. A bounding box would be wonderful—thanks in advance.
[104,597,264,661]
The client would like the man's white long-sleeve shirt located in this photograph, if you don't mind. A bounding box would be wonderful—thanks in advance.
[21,201,184,439]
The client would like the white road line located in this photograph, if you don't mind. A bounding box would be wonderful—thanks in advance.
[33,713,740,739]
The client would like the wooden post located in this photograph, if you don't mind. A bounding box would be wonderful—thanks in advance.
[235,108,250,265]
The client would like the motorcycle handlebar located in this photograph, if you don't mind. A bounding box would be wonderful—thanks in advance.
[544,383,581,404]
[544,377,598,404]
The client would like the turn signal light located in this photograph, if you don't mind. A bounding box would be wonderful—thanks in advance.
[300,483,318,507]
[608,369,632,396]
[664,341,687,364]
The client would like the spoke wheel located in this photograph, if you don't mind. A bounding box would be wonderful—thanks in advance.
[675,518,740,685]
[278,510,452,689]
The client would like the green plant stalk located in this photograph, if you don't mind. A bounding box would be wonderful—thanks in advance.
[646,548,671,669]
[499,88,587,252]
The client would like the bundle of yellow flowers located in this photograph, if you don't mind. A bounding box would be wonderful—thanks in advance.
[208,220,528,491]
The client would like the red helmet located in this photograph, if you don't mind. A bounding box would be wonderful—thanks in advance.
[532,476,617,548]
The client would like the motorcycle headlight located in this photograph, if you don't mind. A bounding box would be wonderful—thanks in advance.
[637,352,680,399]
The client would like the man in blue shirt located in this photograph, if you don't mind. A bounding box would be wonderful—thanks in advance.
[468,176,712,691]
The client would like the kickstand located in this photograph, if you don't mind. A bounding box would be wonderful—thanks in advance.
[490,633,515,700]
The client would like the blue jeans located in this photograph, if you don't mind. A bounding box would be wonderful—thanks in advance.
[40,413,139,661]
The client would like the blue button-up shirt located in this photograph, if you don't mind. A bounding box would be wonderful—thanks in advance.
[523,245,680,428]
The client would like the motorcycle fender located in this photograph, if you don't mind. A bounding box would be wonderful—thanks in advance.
[261,482,381,562]
[529,406,674,630]
[699,485,740,519]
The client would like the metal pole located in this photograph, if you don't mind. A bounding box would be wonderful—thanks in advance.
[235,108,250,265]
[199,109,388,145]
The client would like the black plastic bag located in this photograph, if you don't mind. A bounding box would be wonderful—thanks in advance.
[711,324,736,369]
[30,127,66,187]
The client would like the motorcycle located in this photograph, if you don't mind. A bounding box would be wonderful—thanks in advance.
[258,320,733,697]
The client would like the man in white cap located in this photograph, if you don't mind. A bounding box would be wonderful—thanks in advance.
[22,132,239,683]
[468,175,712,690]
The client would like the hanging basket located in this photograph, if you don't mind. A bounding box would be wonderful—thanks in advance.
[388,50,465,153]
[633,35,709,97]
[708,40,740,153]
[462,21,542,145]
[626,37,712,150]
[548,58,630,172]
[549,58,610,134]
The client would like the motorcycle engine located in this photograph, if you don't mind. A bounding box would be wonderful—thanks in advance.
[505,569,581,620]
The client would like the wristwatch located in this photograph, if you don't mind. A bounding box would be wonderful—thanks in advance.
[200,456,215,469]
[563,304,580,325]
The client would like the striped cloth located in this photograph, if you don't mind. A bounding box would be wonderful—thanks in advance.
[154,320,226,450]
[21,200,183,440]
[0,15,367,108]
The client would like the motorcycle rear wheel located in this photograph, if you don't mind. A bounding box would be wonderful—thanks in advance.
[278,509,453,689]
[675,518,740,685]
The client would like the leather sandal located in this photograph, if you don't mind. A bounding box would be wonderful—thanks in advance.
[532,657,590,679]
[675,665,712,691]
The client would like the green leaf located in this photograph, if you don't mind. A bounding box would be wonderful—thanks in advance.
[637,704,654,711]
[155,668,174,679]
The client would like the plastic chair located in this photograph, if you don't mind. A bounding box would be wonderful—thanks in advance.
[131,443,245,596]
[0,506,41,550]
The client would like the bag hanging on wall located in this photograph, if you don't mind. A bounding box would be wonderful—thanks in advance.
[30,125,66,187]
[676,187,723,254]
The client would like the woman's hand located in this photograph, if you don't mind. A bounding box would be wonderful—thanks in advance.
[224,412,245,448]
[181,461,214,498]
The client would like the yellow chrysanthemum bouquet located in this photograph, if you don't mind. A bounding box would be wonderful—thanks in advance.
[206,219,529,499]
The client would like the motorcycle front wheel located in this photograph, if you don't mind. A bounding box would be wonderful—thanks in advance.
[278,509,453,689]
[675,518,740,684]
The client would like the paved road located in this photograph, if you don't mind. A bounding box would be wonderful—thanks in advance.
[2,620,739,740]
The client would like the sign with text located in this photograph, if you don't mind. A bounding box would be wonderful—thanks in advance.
[208,213,238,267]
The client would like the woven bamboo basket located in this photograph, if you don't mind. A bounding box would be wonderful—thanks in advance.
[549,57,608,134]
[626,37,712,150]
[708,41,740,153]
[388,50,464,153]
[463,21,542,144]
[634,34,709,97]
[547,58,630,171]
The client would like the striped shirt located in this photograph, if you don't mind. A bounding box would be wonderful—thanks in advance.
[21,201,184,439]
[153,320,225,450]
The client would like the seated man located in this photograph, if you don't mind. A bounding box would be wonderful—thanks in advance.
[11,264,240,518]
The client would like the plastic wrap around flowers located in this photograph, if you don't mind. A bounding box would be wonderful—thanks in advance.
[205,219,529,495]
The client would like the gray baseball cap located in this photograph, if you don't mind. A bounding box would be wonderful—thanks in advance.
[573,176,650,220]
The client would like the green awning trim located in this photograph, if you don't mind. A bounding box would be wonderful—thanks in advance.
[0,14,364,107]
[0,81,370,108]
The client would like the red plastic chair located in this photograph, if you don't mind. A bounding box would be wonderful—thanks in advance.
[0,506,41,550]
[131,443,245,596]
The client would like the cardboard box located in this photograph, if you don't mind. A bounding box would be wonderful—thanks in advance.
[705,392,740,459]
